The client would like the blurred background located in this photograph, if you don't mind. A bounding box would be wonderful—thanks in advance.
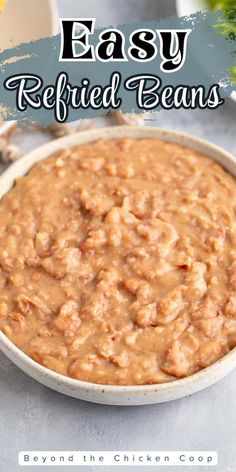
[57,0,175,25]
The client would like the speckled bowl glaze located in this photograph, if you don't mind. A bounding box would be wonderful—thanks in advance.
[0,126,236,405]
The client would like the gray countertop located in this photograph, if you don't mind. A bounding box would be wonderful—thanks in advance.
[1,1,236,472]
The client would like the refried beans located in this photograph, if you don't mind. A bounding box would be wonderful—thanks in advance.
[0,137,236,385]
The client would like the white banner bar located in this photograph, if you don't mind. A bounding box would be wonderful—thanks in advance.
[18,451,218,466]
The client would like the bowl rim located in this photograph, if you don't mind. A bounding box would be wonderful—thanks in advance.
[0,124,236,396]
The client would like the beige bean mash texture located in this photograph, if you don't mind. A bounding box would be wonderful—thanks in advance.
[0,138,236,385]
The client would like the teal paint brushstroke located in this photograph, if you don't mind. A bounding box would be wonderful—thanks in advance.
[0,10,234,125]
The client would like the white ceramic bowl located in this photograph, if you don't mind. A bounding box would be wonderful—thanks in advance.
[0,125,236,405]
[175,0,236,103]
